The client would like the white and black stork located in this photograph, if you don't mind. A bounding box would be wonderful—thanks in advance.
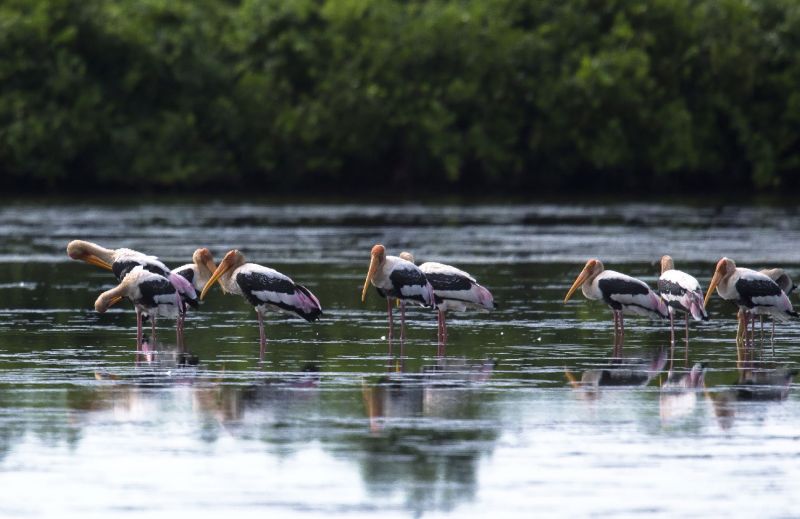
[657,255,709,368]
[399,252,494,348]
[564,259,668,356]
[68,240,199,347]
[705,257,798,353]
[172,247,217,344]
[94,266,198,347]
[200,250,322,353]
[361,244,435,342]
[67,240,170,280]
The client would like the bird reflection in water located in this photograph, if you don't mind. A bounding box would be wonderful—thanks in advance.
[192,364,321,431]
[659,362,706,423]
[359,357,498,516]
[132,336,199,367]
[707,367,797,430]
[565,346,667,398]
[362,357,496,433]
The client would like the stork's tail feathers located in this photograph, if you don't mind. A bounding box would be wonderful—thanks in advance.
[651,292,670,319]
[293,284,323,322]
[425,281,437,309]
[169,273,199,309]
[689,291,709,321]
[473,283,495,311]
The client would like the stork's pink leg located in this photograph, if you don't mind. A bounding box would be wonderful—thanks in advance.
[771,320,775,355]
[684,312,689,367]
[257,309,266,356]
[150,317,157,345]
[442,310,448,344]
[400,301,406,342]
[136,309,143,350]
[386,298,394,341]
[669,310,675,370]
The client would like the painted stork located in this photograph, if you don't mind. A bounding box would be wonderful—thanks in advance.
[757,268,796,350]
[94,266,198,347]
[361,244,435,342]
[657,255,709,368]
[67,240,170,280]
[172,247,217,345]
[200,250,322,353]
[704,257,798,353]
[68,240,200,346]
[564,259,669,356]
[398,252,494,347]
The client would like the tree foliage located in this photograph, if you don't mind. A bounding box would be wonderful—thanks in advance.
[1,0,799,193]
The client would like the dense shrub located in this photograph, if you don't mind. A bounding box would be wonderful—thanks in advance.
[1,0,799,193]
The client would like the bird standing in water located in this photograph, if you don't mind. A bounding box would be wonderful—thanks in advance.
[361,244,434,342]
[94,266,198,348]
[200,250,322,354]
[399,251,494,350]
[564,259,668,357]
[705,257,797,359]
[657,255,708,368]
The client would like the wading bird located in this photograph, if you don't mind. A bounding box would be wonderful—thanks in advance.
[67,240,170,280]
[94,266,198,348]
[200,250,322,353]
[361,245,435,342]
[704,257,797,354]
[68,240,202,345]
[564,259,669,356]
[657,255,709,368]
[399,252,494,348]
[172,247,217,343]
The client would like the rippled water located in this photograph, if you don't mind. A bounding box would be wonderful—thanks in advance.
[1,200,799,517]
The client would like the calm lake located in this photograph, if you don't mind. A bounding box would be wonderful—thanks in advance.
[1,199,800,517]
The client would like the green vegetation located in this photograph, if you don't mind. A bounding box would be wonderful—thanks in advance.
[1,0,799,193]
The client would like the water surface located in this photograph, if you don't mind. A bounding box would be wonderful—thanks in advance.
[1,200,799,518]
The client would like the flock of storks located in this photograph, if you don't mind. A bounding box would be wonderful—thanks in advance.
[66,241,495,353]
[68,240,798,363]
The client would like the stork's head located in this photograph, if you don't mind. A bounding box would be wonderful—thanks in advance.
[67,240,113,271]
[399,251,415,264]
[660,255,674,274]
[200,249,245,299]
[361,244,386,302]
[704,257,736,306]
[564,258,604,303]
[93,269,138,312]
[192,248,217,278]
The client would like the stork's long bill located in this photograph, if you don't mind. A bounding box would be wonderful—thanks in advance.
[200,250,237,300]
[564,259,596,303]
[83,255,113,271]
[704,259,727,307]
[361,245,384,302]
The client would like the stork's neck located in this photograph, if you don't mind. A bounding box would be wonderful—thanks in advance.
[581,270,603,300]
[83,241,116,263]
[219,267,241,295]
[715,272,737,300]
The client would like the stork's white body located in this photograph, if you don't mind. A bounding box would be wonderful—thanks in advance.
[581,270,668,319]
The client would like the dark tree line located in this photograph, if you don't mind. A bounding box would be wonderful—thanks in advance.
[1,0,799,194]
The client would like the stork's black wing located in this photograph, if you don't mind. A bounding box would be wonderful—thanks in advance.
[425,272,473,292]
[113,260,170,281]
[136,277,178,309]
[735,277,781,307]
